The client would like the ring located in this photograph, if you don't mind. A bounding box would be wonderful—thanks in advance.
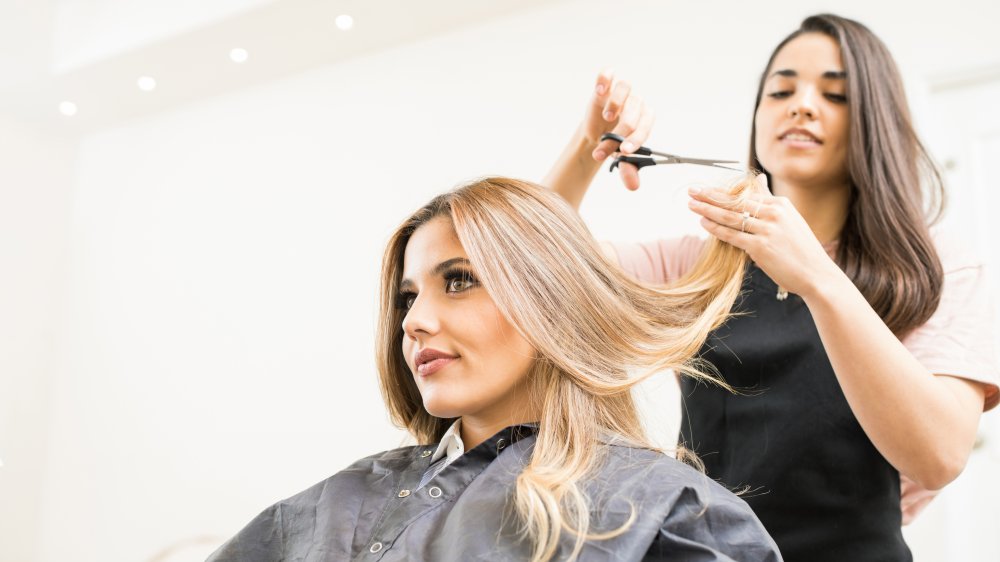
[740,210,751,233]
[752,201,763,219]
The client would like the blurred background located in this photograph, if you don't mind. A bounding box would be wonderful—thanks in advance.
[2,1,999,560]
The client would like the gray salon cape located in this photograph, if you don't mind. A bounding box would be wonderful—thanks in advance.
[208,426,781,561]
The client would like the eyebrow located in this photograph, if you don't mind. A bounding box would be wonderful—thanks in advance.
[399,257,472,291]
[770,69,847,80]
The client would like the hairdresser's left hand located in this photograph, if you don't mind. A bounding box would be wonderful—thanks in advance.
[686,175,843,300]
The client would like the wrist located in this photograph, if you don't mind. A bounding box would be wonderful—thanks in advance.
[800,262,852,306]
[571,125,605,169]
[572,123,599,150]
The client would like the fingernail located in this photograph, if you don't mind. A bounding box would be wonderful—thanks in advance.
[595,84,606,95]
[603,111,615,121]
[593,150,607,161]
[689,187,701,194]
[621,141,635,152]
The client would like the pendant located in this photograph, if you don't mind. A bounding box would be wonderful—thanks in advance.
[776,287,789,301]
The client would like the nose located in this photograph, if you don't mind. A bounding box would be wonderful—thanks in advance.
[788,86,819,120]
[401,293,439,341]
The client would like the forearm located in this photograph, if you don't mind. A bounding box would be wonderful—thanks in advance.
[541,126,602,211]
[803,273,983,489]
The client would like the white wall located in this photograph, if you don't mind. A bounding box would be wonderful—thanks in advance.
[0,116,76,562]
[7,1,999,561]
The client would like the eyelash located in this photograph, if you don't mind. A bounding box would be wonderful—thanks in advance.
[396,268,480,310]
[766,91,848,103]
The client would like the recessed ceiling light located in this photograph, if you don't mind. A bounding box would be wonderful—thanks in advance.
[59,101,78,116]
[335,14,353,30]
[137,76,157,92]
[230,48,249,63]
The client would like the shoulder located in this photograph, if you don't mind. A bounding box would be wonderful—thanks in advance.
[278,445,421,508]
[598,445,781,560]
[207,446,422,562]
[600,445,753,510]
[903,226,1000,410]
[608,235,708,284]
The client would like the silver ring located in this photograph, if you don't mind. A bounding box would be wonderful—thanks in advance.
[740,210,751,233]
[752,201,762,219]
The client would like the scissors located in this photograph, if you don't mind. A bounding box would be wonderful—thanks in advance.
[600,133,741,172]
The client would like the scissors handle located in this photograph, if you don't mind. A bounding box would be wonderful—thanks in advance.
[599,133,652,156]
[609,155,658,172]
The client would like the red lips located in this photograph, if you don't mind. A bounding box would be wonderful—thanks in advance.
[414,348,458,376]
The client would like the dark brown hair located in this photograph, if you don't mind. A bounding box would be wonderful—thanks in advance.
[748,14,945,336]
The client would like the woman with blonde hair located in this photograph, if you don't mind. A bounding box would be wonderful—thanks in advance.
[207,176,780,561]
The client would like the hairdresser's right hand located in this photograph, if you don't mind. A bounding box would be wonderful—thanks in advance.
[584,70,655,191]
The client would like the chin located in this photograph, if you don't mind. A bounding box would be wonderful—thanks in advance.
[420,392,472,420]
[764,161,827,185]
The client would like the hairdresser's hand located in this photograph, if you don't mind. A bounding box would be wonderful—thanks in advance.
[687,175,844,300]
[582,70,655,191]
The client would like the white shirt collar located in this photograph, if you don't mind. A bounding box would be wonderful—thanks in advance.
[431,419,465,464]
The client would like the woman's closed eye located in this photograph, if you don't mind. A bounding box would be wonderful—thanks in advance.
[766,89,847,103]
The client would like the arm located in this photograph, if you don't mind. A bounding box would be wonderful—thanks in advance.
[542,70,654,210]
[689,181,990,490]
[802,268,985,490]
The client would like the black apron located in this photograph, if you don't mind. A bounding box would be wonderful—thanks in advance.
[680,264,910,561]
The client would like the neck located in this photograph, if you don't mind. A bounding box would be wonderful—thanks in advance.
[459,396,539,450]
[771,176,851,243]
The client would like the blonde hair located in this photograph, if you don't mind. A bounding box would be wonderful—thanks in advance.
[376,177,754,561]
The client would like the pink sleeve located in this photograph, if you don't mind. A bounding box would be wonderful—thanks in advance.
[898,233,999,523]
[609,236,708,284]
[900,233,1000,412]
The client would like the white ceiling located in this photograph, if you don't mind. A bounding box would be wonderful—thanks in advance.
[0,0,561,135]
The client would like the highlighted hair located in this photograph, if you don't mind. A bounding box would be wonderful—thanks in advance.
[376,177,756,561]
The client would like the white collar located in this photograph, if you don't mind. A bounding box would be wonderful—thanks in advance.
[431,419,465,464]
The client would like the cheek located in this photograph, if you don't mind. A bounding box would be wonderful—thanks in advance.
[754,110,777,161]
[401,336,416,374]
[490,321,535,384]
[832,114,850,148]
[463,310,534,383]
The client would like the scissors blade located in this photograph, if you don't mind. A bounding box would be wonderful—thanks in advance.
[673,156,741,166]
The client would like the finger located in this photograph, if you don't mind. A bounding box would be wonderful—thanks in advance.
[619,162,640,191]
[593,135,625,162]
[591,80,634,160]
[689,186,769,210]
[699,217,752,251]
[611,95,642,151]
[687,187,743,210]
[755,172,771,194]
[603,80,632,123]
[593,137,621,161]
[588,70,616,161]
[593,69,614,101]
[688,198,745,230]
[621,102,654,154]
